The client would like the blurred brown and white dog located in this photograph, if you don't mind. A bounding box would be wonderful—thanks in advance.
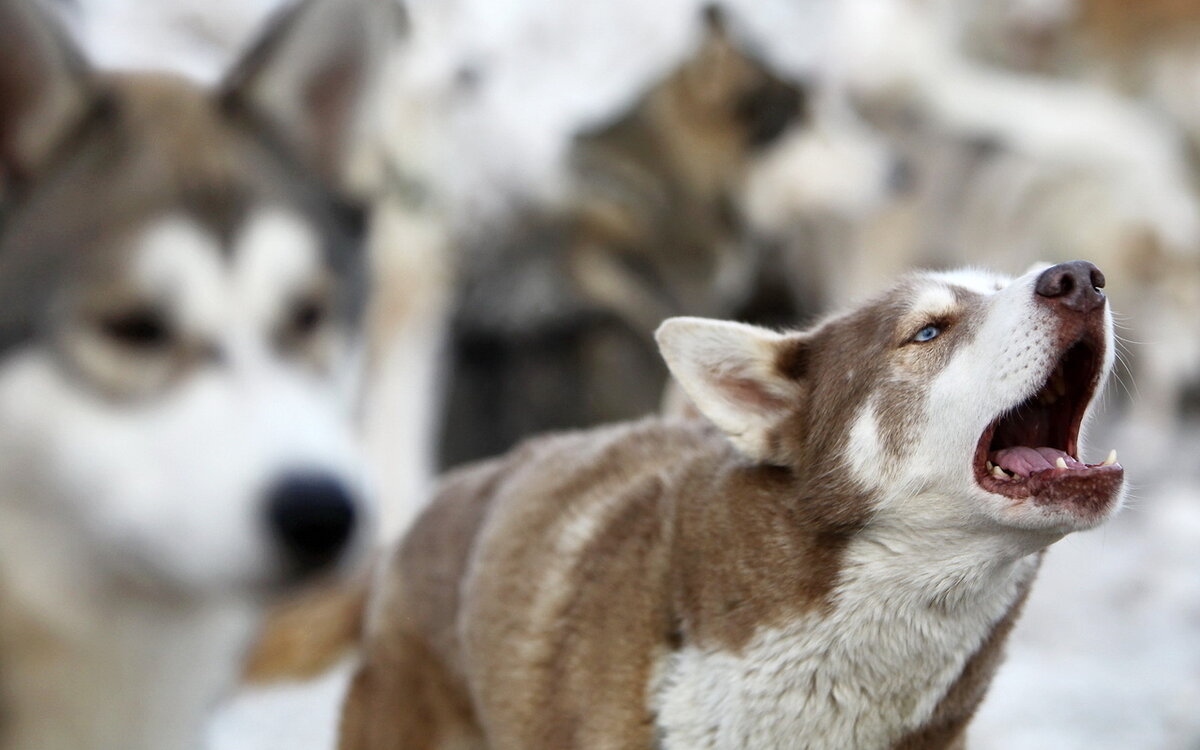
[342,261,1126,749]
[439,6,806,469]
[0,0,399,748]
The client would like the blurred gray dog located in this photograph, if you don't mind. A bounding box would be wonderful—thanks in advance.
[0,0,398,747]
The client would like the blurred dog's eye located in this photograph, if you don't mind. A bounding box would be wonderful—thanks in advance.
[285,295,328,341]
[100,309,171,350]
[293,301,324,335]
[912,325,942,343]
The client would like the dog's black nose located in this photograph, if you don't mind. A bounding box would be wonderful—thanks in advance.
[1035,261,1106,313]
[266,473,357,577]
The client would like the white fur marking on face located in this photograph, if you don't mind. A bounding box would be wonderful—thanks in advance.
[134,209,322,338]
[233,209,323,331]
[845,400,884,488]
[910,285,957,318]
[134,216,226,334]
[927,268,1008,296]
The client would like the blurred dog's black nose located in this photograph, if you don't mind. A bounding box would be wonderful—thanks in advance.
[266,473,357,576]
[1035,261,1106,313]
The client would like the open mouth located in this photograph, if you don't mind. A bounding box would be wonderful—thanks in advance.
[973,337,1123,505]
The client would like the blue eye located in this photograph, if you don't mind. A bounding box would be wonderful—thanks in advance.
[913,325,941,343]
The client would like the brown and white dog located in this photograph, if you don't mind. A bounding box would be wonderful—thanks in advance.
[0,0,400,748]
[341,261,1125,750]
[437,5,807,470]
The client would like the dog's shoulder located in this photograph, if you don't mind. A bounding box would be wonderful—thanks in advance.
[410,416,728,581]
[374,417,725,658]
[449,417,726,743]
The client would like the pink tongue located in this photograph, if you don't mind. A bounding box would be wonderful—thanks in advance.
[991,447,1086,477]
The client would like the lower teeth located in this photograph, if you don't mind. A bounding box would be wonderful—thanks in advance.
[984,448,1119,481]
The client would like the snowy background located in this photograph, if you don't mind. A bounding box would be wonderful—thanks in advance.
[61,0,1200,747]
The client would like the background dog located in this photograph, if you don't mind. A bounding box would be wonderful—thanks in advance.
[0,0,398,748]
[437,6,806,469]
[341,261,1125,749]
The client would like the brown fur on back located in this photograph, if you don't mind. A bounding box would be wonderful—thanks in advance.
[343,415,1026,750]
[345,415,884,748]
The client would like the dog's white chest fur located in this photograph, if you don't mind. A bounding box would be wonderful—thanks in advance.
[652,535,1038,750]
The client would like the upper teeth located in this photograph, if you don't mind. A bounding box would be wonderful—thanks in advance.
[1055,457,1068,469]
[1102,449,1117,466]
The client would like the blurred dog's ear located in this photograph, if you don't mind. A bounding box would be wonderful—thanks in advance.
[686,4,738,106]
[220,0,406,191]
[0,0,93,191]
[701,4,728,35]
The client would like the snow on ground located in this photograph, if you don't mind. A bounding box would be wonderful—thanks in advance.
[206,660,356,750]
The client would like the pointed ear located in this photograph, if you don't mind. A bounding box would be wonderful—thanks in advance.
[656,317,807,464]
[220,0,406,192]
[0,0,92,188]
[687,5,739,105]
[701,4,729,35]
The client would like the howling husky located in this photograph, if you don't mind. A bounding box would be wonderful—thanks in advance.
[0,0,400,748]
[342,261,1125,750]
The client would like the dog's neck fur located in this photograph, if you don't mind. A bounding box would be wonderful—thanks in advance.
[0,502,260,750]
[654,467,1041,750]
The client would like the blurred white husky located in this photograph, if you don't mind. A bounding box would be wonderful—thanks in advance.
[0,0,399,748]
